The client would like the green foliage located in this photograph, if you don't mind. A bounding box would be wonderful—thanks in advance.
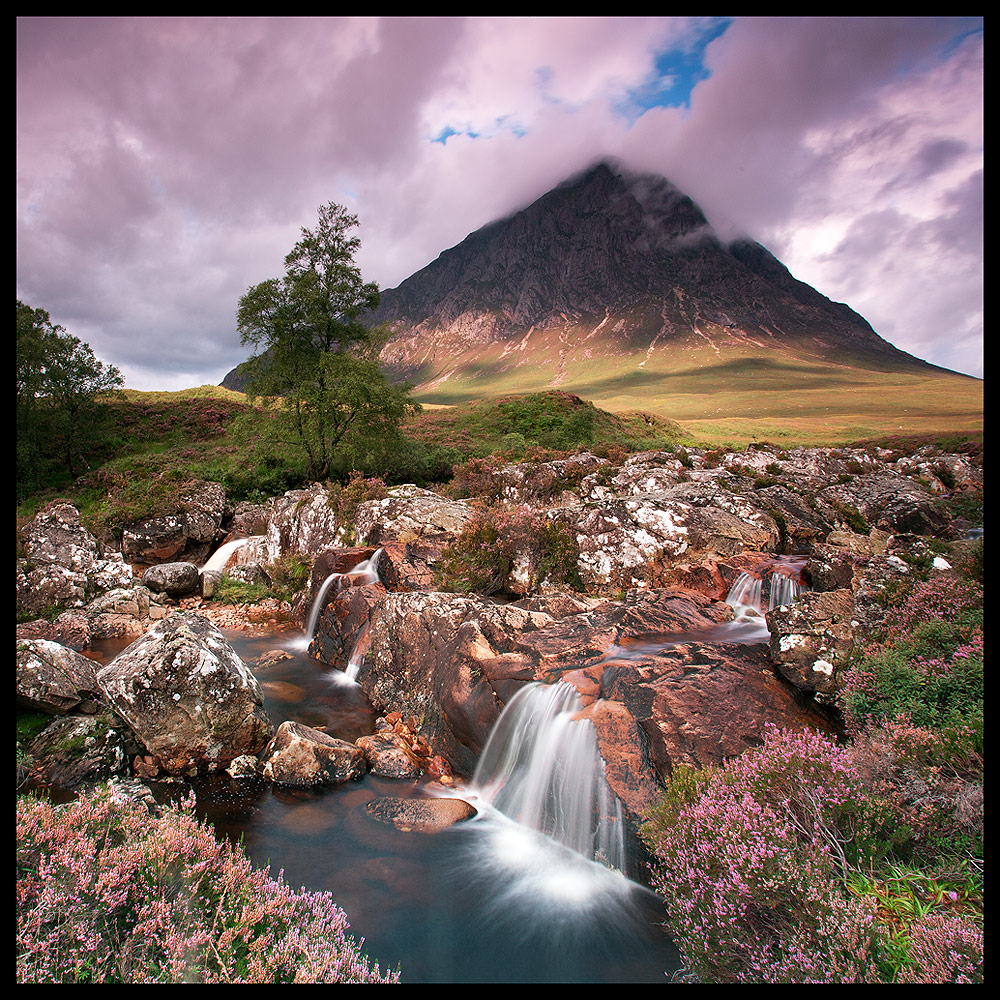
[211,576,272,605]
[639,763,716,848]
[235,203,419,481]
[265,554,313,602]
[17,300,124,498]
[437,504,582,595]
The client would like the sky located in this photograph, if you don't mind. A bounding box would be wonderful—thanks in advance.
[17,16,984,390]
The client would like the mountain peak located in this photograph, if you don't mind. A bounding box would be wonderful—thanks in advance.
[224,163,938,397]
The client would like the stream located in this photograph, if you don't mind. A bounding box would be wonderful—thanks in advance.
[85,622,682,983]
[75,557,808,982]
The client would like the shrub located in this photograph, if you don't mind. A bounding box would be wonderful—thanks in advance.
[896,912,983,984]
[17,786,398,983]
[843,578,983,751]
[437,504,582,595]
[644,726,882,983]
[326,470,387,527]
[265,553,313,602]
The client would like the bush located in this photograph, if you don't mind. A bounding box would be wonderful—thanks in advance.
[437,503,582,595]
[643,726,882,983]
[896,912,983,984]
[17,786,398,983]
[843,578,983,751]
[265,554,313,602]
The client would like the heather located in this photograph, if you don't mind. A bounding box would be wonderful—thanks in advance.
[436,503,583,595]
[642,726,983,983]
[642,571,984,984]
[843,576,984,753]
[17,785,399,984]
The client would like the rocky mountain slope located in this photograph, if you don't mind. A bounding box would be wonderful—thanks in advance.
[364,160,941,397]
[222,161,945,400]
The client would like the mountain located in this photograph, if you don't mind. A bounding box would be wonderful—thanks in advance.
[222,160,981,440]
[360,160,942,404]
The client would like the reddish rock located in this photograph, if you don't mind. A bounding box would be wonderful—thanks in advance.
[258,720,367,787]
[355,732,423,779]
[365,795,477,832]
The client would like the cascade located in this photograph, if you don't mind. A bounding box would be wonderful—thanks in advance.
[344,623,370,681]
[304,548,384,642]
[471,681,625,873]
[725,556,808,617]
[199,536,260,575]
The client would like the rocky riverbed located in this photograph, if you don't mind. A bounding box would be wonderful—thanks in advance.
[17,441,983,876]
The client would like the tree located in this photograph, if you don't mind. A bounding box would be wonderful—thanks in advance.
[17,300,124,495]
[236,203,417,481]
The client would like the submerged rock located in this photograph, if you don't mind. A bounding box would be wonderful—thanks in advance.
[365,796,477,832]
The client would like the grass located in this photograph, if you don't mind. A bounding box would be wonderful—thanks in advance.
[401,333,982,449]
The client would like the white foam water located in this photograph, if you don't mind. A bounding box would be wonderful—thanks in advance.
[471,681,625,873]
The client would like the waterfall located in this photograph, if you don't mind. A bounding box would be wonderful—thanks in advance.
[344,623,370,681]
[199,536,259,575]
[305,548,383,641]
[471,681,625,873]
[726,556,807,617]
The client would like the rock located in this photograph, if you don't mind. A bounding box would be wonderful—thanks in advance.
[142,561,200,597]
[96,612,274,776]
[17,639,102,714]
[815,472,947,537]
[365,796,477,832]
[257,720,366,786]
[355,731,423,779]
[353,485,473,545]
[766,589,856,699]
[25,711,133,790]
[16,611,92,651]
[591,639,840,824]
[265,484,344,562]
[354,586,738,778]
[121,481,227,566]
[16,502,134,617]
[310,581,388,667]
[559,480,780,589]
[378,535,457,592]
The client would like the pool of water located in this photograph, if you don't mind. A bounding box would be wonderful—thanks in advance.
[139,625,683,983]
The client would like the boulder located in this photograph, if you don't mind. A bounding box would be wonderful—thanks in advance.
[257,720,366,786]
[766,589,856,700]
[17,502,134,617]
[24,711,135,790]
[264,483,345,561]
[16,611,92,651]
[17,638,102,714]
[352,485,473,545]
[96,612,273,776]
[121,481,227,566]
[141,561,200,597]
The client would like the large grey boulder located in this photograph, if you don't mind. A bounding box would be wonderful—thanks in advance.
[141,561,200,597]
[17,638,102,714]
[96,612,273,776]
